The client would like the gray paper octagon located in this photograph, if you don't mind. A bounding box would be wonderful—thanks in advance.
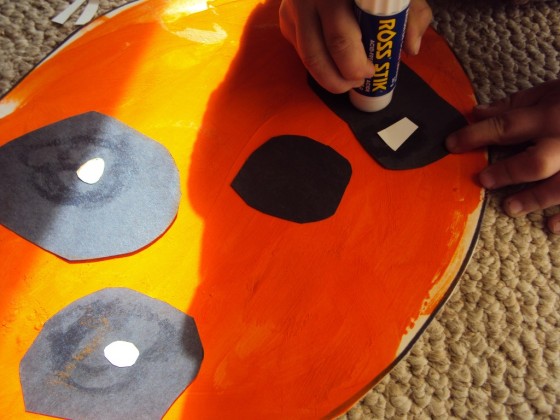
[20,288,204,420]
[0,112,180,260]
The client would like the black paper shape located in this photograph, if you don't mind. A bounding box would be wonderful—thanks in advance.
[231,135,352,223]
[0,112,180,260]
[20,288,203,420]
[309,63,468,170]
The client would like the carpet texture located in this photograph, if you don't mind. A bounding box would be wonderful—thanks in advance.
[0,0,559,418]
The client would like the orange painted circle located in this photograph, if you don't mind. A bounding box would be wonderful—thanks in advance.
[0,0,485,418]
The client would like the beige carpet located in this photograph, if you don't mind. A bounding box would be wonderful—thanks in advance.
[1,0,559,418]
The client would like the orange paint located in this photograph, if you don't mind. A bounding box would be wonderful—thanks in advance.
[0,0,485,418]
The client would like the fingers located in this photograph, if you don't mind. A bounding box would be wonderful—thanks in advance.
[279,0,434,93]
[473,79,560,119]
[446,105,550,152]
[502,178,560,235]
[404,0,432,55]
[279,0,371,94]
[448,79,560,153]
[280,0,338,91]
[295,14,357,93]
[478,138,560,189]
[477,138,560,234]
[317,0,373,83]
[502,172,560,218]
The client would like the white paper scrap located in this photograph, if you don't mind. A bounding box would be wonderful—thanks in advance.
[377,117,419,151]
[52,0,87,24]
[76,0,100,25]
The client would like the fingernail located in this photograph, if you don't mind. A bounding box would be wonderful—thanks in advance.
[479,170,495,189]
[475,103,490,111]
[551,220,560,234]
[506,199,524,216]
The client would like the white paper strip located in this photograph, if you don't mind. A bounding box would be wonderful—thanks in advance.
[377,117,419,151]
[52,0,87,24]
[76,0,100,25]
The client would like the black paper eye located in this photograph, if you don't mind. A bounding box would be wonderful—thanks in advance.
[309,63,468,170]
[0,112,180,260]
[231,135,352,223]
[20,288,203,420]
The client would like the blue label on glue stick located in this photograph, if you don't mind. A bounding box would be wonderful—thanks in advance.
[354,5,409,97]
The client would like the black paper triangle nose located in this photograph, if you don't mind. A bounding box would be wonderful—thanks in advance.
[231,135,352,223]
[0,112,180,260]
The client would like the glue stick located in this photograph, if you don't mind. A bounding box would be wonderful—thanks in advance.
[350,0,410,112]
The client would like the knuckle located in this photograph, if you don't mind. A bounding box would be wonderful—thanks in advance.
[501,160,517,184]
[322,81,351,94]
[525,150,553,178]
[417,3,433,24]
[425,6,434,22]
[488,115,508,142]
[302,57,349,93]
[325,34,354,57]
[325,36,366,81]
[497,96,513,111]
[300,52,353,94]
[529,189,552,211]
[300,51,325,74]
[541,103,560,136]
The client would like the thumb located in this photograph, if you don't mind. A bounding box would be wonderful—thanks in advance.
[403,0,432,55]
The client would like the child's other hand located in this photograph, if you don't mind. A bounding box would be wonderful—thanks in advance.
[279,0,432,93]
[446,79,560,233]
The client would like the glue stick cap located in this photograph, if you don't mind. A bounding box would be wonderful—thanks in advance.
[349,90,394,112]
[350,0,410,112]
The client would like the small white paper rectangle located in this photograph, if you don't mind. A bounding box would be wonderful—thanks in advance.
[76,0,100,25]
[52,0,87,24]
[377,117,419,151]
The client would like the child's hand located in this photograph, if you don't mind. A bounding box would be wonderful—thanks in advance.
[279,0,432,94]
[446,79,560,233]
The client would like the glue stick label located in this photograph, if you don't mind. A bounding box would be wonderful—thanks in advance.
[354,5,409,97]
